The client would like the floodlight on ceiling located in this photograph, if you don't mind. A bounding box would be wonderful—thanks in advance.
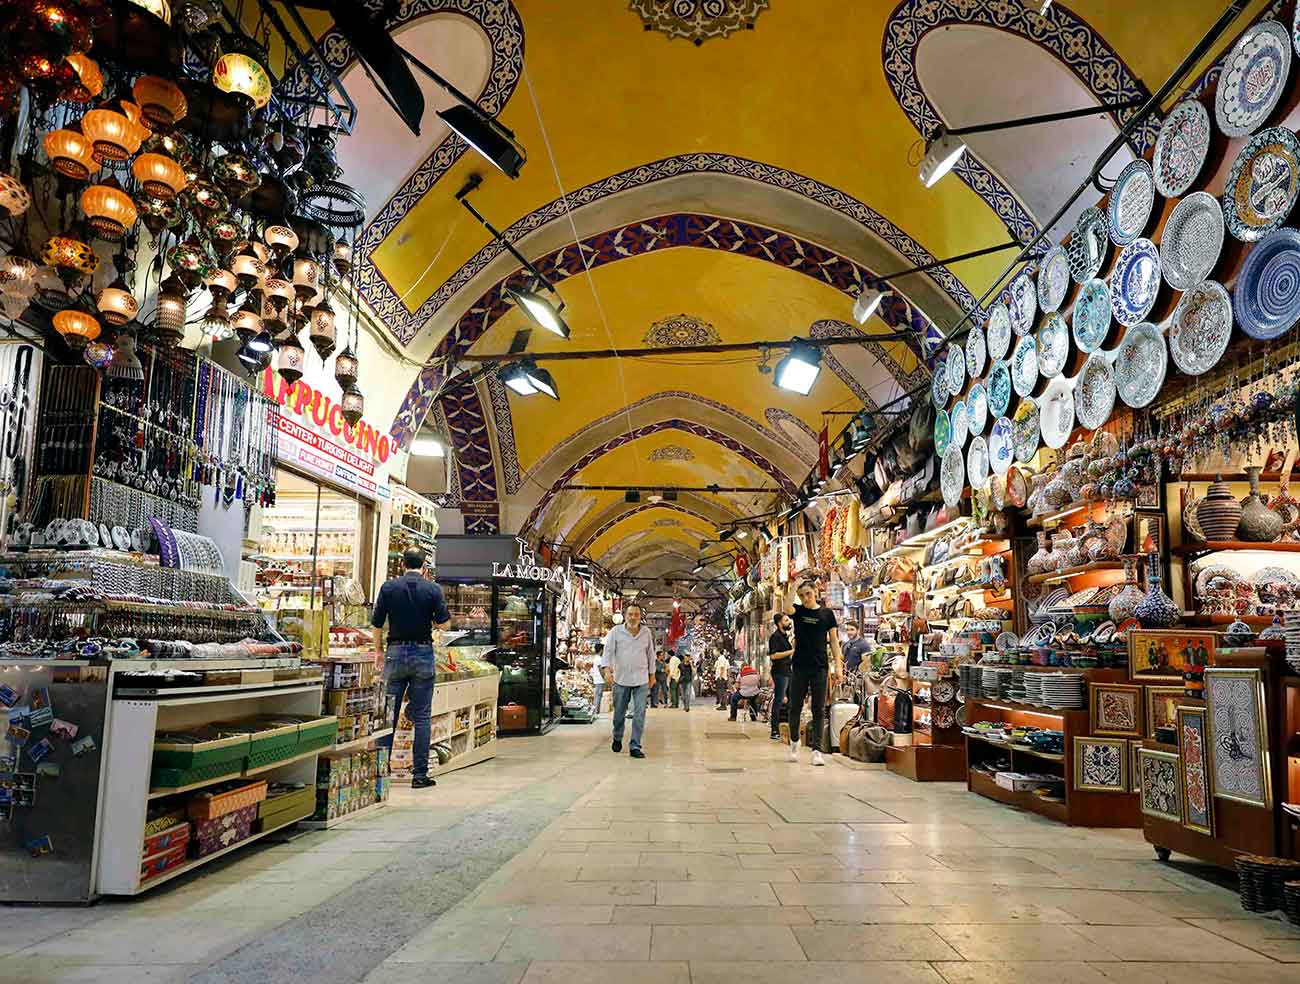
[410,437,445,457]
[919,125,968,187]
[692,562,704,574]
[717,527,735,541]
[505,282,570,339]
[625,490,641,503]
[437,104,526,179]
[501,358,559,399]
[246,329,274,354]
[853,286,885,324]
[773,340,821,395]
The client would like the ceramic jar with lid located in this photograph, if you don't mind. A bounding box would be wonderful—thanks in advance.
[1237,466,1283,542]
[1195,476,1242,541]
[1051,531,1075,572]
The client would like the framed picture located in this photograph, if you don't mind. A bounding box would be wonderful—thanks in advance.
[1091,683,1143,737]
[1129,739,1144,793]
[1137,748,1182,822]
[1074,736,1128,793]
[1128,629,1216,683]
[1177,704,1214,835]
[1204,667,1271,809]
[1145,686,1185,738]
[1135,485,1160,510]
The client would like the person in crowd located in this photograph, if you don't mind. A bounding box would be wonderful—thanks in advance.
[668,649,682,707]
[599,603,656,759]
[653,651,669,707]
[786,580,843,767]
[842,622,870,675]
[589,642,607,717]
[713,652,731,708]
[678,652,694,712]
[371,547,451,790]
[729,663,761,721]
[768,612,794,741]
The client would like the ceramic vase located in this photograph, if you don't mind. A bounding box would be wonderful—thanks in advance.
[1051,532,1074,572]
[1135,553,1180,629]
[1026,531,1051,575]
[1028,473,1050,514]
[1109,556,1145,623]
[1237,466,1283,542]
[1195,476,1242,541]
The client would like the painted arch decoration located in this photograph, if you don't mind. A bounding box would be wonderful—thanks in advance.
[574,501,722,554]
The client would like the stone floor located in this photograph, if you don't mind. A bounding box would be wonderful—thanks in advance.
[5,705,1300,983]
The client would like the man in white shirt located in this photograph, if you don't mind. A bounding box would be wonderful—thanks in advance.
[589,642,606,716]
[667,651,682,707]
[713,653,731,708]
[600,603,656,758]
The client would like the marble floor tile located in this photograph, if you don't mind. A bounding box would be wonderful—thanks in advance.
[772,882,905,906]
[934,924,1118,962]
[689,961,946,984]
[388,921,511,962]
[496,925,652,962]
[1070,924,1274,962]
[519,961,690,984]
[791,925,962,961]
[611,906,813,925]
[364,961,528,984]
[654,881,780,906]
[650,925,805,960]
[805,903,1078,924]
[932,962,1113,984]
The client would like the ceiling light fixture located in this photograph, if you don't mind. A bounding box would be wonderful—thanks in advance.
[919,125,968,188]
[437,104,526,179]
[773,339,821,395]
[624,490,641,503]
[501,358,559,399]
[410,437,445,457]
[504,281,569,339]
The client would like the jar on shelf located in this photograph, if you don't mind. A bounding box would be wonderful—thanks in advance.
[1026,531,1052,575]
[1109,556,1144,623]
[1237,465,1284,542]
[1195,475,1242,541]
[1135,553,1180,629]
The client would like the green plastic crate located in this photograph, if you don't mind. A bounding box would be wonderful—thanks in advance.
[150,756,245,791]
[296,716,339,749]
[152,731,250,771]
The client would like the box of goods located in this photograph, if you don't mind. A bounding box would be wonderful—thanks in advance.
[275,665,313,682]
[140,842,188,883]
[151,725,251,789]
[191,803,257,857]
[376,747,389,775]
[187,779,268,821]
[142,820,191,858]
[377,776,390,802]
[257,782,315,831]
[225,715,303,769]
[239,668,276,685]
[994,772,1061,792]
[143,806,186,839]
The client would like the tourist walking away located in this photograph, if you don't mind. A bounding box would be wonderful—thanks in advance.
[600,603,656,758]
[668,649,682,707]
[842,622,869,674]
[713,652,731,708]
[786,581,842,766]
[371,547,451,789]
[589,642,606,716]
[768,613,794,740]
[730,663,761,721]
[678,652,694,711]
[653,651,669,707]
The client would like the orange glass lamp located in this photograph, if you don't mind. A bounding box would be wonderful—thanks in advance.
[96,276,139,326]
[132,152,186,200]
[81,107,146,163]
[128,0,171,23]
[53,308,101,348]
[81,179,138,240]
[132,75,187,128]
[212,45,272,111]
[64,53,104,103]
[44,128,98,181]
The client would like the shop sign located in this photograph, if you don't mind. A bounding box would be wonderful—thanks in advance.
[493,537,568,586]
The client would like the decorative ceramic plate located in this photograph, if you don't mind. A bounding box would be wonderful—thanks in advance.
[1038,375,1075,450]
[1195,563,1242,596]
[989,417,1014,476]
[1109,238,1161,326]
[1036,313,1069,378]
[987,359,1012,418]
[1114,321,1167,409]
[947,343,966,396]
[933,409,951,457]
[965,326,987,380]
[1233,226,1300,339]
[931,360,949,408]
[1169,279,1233,375]
[1011,399,1040,464]
[951,398,969,450]
[111,526,131,552]
[1108,159,1156,246]
[1037,244,1070,314]
[1216,20,1291,137]
[990,473,1007,511]
[1154,99,1212,197]
[1007,268,1038,336]
[1223,126,1300,241]
[1075,353,1116,431]
[941,443,965,508]
[1251,565,1300,586]
[967,435,990,489]
[1072,278,1112,353]
[1069,206,1109,283]
[1007,466,1028,507]
[986,302,1012,361]
[1011,335,1038,397]
[1160,191,1224,289]
[967,381,988,436]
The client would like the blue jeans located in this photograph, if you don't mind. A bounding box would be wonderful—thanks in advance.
[591,680,606,715]
[381,643,436,780]
[769,674,789,736]
[612,683,649,751]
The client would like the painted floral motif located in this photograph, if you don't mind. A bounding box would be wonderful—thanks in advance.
[1096,688,1139,734]
[1076,737,1126,792]
[1139,750,1181,820]
[1180,708,1213,833]
[628,0,769,45]
[644,314,721,348]
[648,444,696,461]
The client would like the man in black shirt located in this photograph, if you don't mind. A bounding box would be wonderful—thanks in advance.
[842,622,870,675]
[371,547,451,789]
[786,581,842,767]
[767,613,794,741]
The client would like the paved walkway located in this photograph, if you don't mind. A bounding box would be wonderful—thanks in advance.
[5,705,1300,982]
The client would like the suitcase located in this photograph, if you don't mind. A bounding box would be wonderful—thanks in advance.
[498,704,527,731]
[830,702,859,751]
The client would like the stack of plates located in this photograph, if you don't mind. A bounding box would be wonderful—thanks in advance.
[1285,611,1300,672]
[958,664,978,699]
[1040,672,1087,709]
[1023,673,1045,705]
[1006,666,1027,702]
[981,666,1002,698]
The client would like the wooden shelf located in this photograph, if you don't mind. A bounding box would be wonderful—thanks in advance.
[1172,541,1300,555]
[969,768,1069,822]
[877,516,973,557]
[965,731,1065,762]
[298,799,386,831]
[326,728,393,754]
[1026,561,1124,585]
[1026,501,1101,529]
[131,812,309,893]
[1177,472,1300,483]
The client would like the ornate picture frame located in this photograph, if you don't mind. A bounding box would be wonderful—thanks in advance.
[1090,682,1143,737]
[1137,747,1182,822]
[1074,736,1128,793]
[1128,629,1215,682]
[1204,666,1271,809]
[1176,704,1214,835]
[1145,685,1185,738]
[1129,739,1144,794]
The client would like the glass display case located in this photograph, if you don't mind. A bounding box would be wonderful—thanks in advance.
[440,581,493,648]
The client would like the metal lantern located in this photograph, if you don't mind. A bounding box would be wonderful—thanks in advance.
[53,308,101,348]
[230,297,262,342]
[132,153,187,200]
[95,276,139,326]
[230,250,266,289]
[334,346,358,390]
[332,238,352,276]
[80,178,137,240]
[291,255,319,300]
[154,276,186,346]
[263,224,299,259]
[340,383,364,426]
[200,294,232,341]
[132,75,187,128]
[276,334,306,384]
[308,296,336,359]
[42,233,98,278]
[44,128,98,181]
[213,46,273,111]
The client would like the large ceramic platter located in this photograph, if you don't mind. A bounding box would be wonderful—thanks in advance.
[967,381,988,436]
[1223,126,1300,242]
[1160,191,1224,290]
[934,408,951,457]
[1233,226,1300,340]
[1036,313,1069,378]
[986,302,1012,361]
[1153,99,1211,197]
[1069,207,1109,283]
[946,343,966,396]
[1075,353,1117,431]
[1072,278,1112,353]
[1109,238,1161,327]
[1216,20,1291,137]
[987,359,1012,418]
[1108,159,1156,246]
[951,398,969,450]
[965,326,987,380]
[941,443,965,508]
[967,435,990,490]
[1038,375,1076,451]
[1012,398,1040,463]
[989,417,1014,476]
[1037,244,1070,314]
[1169,279,1233,376]
[1007,268,1037,336]
[931,362,949,408]
[1011,335,1038,398]
[1114,321,1167,409]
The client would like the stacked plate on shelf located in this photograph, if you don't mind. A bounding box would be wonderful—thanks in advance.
[1040,672,1087,709]
[1023,673,1044,705]
[1284,610,1300,673]
[981,666,1002,699]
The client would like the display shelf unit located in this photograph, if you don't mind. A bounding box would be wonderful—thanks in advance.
[874,679,965,781]
[299,799,386,831]
[390,672,501,782]
[1172,541,1300,556]
[1026,561,1125,585]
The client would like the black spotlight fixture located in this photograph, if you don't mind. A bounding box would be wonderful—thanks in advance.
[717,527,735,541]
[437,104,526,179]
[624,490,641,503]
[501,358,560,399]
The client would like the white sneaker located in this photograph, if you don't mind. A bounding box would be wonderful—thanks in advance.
[811,749,825,767]
[787,741,799,762]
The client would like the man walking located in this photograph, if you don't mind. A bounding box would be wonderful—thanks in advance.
[786,581,843,767]
[590,642,606,717]
[713,652,730,708]
[653,651,669,707]
[600,603,656,758]
[679,652,694,712]
[371,547,451,789]
[768,613,794,741]
[668,649,682,707]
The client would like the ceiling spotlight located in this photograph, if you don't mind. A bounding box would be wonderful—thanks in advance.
[410,437,445,457]
[853,285,885,324]
[919,125,967,188]
[774,339,821,395]
[692,562,704,574]
[647,492,663,503]
[664,488,678,501]
[437,104,526,179]
[505,282,569,339]
[736,528,749,540]
[501,358,559,399]
[246,329,274,354]
[625,490,641,503]
[717,527,735,541]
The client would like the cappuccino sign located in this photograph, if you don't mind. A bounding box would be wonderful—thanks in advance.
[493,538,568,587]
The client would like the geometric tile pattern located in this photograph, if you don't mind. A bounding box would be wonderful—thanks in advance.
[628,0,770,45]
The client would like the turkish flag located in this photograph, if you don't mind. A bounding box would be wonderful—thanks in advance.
[667,605,685,647]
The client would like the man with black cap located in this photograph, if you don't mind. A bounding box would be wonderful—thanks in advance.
[372,547,451,789]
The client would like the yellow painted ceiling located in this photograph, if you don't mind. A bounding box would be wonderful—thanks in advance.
[563,430,775,497]
[585,507,717,565]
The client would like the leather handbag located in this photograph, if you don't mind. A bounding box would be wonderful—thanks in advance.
[498,703,527,730]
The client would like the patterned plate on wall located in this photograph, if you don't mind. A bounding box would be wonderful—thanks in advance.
[989,416,1014,476]
[966,325,987,380]
[1160,191,1224,290]
[987,359,1012,418]
[941,442,965,508]
[1038,375,1076,451]
[1007,268,1038,337]
[1223,126,1300,242]
[1216,20,1291,138]
[1072,277,1112,353]
[947,343,966,397]
[1232,226,1300,340]
[1075,353,1117,431]
[967,435,990,490]
[967,381,988,436]
[1012,398,1040,463]
[1011,335,1039,398]
[1036,312,1070,378]
[1169,279,1233,375]
[1109,238,1161,327]
[1114,321,1167,409]
[1108,159,1156,246]
[986,302,1012,361]
[1069,207,1109,284]
[934,408,951,458]
[951,398,969,451]
[932,362,949,408]
[1037,244,1070,314]
[1153,99,1211,197]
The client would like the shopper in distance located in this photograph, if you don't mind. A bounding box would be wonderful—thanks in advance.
[785,580,843,767]
[767,613,794,740]
[599,602,656,758]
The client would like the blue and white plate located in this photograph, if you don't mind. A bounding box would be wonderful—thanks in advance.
[931,362,949,408]
[1072,278,1112,353]
[1222,126,1300,242]
[1108,159,1156,246]
[1069,207,1109,283]
[1037,245,1070,314]
[946,343,966,396]
[1233,226,1300,340]
[1036,312,1069,378]
[1109,238,1161,327]
[1154,100,1211,198]
[989,417,1014,476]
[934,408,951,457]
[967,382,988,436]
[1011,335,1038,398]
[965,326,987,380]
[1007,268,1038,336]
[986,303,1012,360]
[951,398,969,450]
[987,360,1012,418]
[1216,20,1291,137]
[967,435,990,490]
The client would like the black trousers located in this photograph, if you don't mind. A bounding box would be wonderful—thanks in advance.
[787,667,827,750]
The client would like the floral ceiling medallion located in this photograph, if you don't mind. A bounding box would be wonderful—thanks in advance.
[649,444,696,461]
[629,0,769,45]
[644,313,721,347]
[653,517,682,527]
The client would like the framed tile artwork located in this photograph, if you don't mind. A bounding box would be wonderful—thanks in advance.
[1128,629,1214,683]
[1137,748,1181,822]
[1176,704,1214,835]
[1145,686,1185,738]
[1091,683,1143,737]
[1129,739,1144,794]
[1074,736,1128,793]
[1204,667,1271,809]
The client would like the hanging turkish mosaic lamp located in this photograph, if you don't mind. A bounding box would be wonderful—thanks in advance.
[44,127,98,180]
[308,296,336,360]
[0,252,38,299]
[42,227,98,286]
[291,254,319,300]
[340,383,364,426]
[0,171,31,218]
[81,176,138,240]
[131,74,187,128]
[212,38,273,111]
[276,333,305,384]
[153,275,186,346]
[165,238,212,288]
[230,295,262,343]
[53,307,100,349]
[230,247,266,289]
[132,152,186,200]
[64,53,103,102]
[128,0,171,25]
[334,345,358,390]
[263,223,298,260]
[332,238,351,276]
[96,274,139,326]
